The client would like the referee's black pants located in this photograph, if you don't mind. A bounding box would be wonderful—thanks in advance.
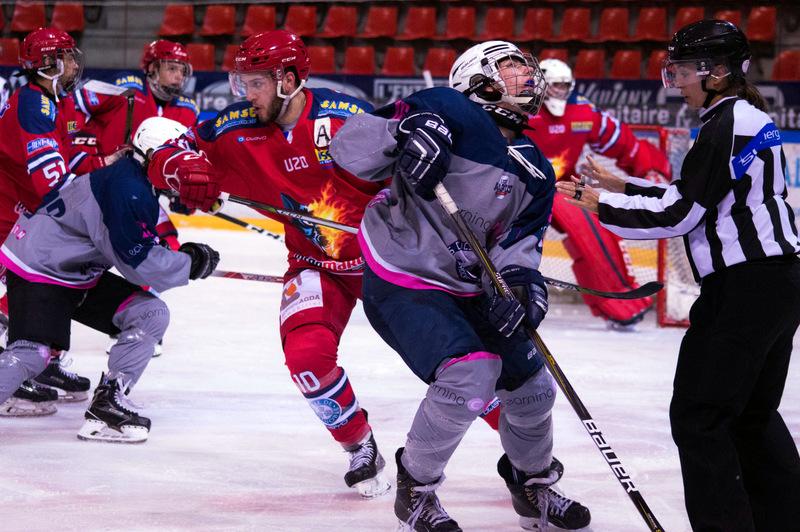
[670,257,800,532]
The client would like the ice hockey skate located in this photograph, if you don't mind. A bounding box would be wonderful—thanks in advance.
[0,380,58,416]
[34,351,91,401]
[77,374,150,443]
[344,431,391,499]
[498,454,591,530]
[107,335,163,358]
[395,448,462,532]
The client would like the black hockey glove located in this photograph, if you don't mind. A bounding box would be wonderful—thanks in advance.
[487,265,549,336]
[179,242,220,280]
[396,112,452,201]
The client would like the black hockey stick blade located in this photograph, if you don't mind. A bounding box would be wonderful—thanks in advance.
[543,278,663,300]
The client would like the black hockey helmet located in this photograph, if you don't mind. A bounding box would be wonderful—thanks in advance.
[663,19,751,89]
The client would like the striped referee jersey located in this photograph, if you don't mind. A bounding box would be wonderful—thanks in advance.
[598,96,800,281]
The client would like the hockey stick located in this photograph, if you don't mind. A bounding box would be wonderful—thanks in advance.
[221,193,661,300]
[213,211,282,240]
[433,182,665,532]
[211,270,284,283]
[123,91,135,144]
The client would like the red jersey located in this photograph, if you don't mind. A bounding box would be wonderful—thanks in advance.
[526,94,671,181]
[0,84,103,236]
[151,88,384,273]
[74,72,199,155]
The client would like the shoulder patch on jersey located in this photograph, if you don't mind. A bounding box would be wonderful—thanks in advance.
[571,121,593,133]
[316,98,367,118]
[26,138,59,154]
[18,87,57,133]
[173,96,199,115]
[205,102,259,138]
[114,74,145,92]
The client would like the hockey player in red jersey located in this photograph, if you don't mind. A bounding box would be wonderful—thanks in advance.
[526,58,672,329]
[147,30,391,498]
[0,28,129,416]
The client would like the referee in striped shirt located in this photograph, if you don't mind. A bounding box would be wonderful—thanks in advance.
[557,20,800,532]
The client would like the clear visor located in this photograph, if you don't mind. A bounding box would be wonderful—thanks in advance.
[493,53,548,114]
[228,70,277,97]
[39,48,84,93]
[160,60,193,85]
[661,58,713,89]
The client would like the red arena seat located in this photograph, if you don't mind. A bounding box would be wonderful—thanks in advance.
[517,8,555,42]
[611,49,642,79]
[158,4,194,37]
[317,5,357,38]
[342,46,375,75]
[423,48,456,78]
[10,1,46,33]
[396,7,437,41]
[646,50,668,80]
[0,38,20,66]
[772,50,800,81]
[222,43,238,71]
[241,5,276,38]
[673,7,705,34]
[537,48,569,62]
[552,7,591,42]
[713,9,742,29]
[382,46,416,76]
[358,6,398,39]
[199,5,236,37]
[477,7,515,41]
[573,49,606,78]
[186,43,215,71]
[308,45,336,75]
[590,7,631,42]
[283,5,317,37]
[51,2,85,33]
[746,6,777,43]
[632,7,667,42]
[436,7,476,41]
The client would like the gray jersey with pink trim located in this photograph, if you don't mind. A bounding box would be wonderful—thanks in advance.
[330,87,555,295]
[0,157,190,292]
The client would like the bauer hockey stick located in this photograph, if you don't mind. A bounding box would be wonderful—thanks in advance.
[433,182,665,532]
[222,193,662,300]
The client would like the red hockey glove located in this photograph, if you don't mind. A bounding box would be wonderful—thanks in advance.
[160,151,221,213]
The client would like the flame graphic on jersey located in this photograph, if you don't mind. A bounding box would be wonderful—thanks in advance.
[549,150,569,180]
[307,181,354,259]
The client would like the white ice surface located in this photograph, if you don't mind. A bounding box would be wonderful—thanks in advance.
[1,228,798,532]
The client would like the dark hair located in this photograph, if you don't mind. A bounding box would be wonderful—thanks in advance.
[723,76,768,112]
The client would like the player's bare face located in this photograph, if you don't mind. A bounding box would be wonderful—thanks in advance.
[157,61,187,90]
[240,73,282,123]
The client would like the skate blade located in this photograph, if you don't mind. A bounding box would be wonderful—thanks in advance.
[0,398,57,417]
[353,471,391,499]
[55,389,89,403]
[77,419,148,443]
[152,343,162,358]
[519,516,579,531]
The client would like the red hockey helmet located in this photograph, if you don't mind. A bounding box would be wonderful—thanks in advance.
[229,30,310,99]
[20,27,84,93]
[140,39,192,101]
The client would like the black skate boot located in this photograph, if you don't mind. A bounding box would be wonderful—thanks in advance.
[34,351,91,402]
[498,454,591,530]
[344,431,390,499]
[395,448,462,532]
[77,373,150,443]
[0,380,58,417]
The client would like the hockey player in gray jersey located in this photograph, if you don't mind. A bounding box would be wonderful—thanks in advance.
[331,41,590,531]
[0,116,219,443]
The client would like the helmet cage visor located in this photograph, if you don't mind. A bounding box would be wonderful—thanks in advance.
[485,51,548,114]
[36,47,84,93]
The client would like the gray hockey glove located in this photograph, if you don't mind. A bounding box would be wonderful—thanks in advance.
[179,242,220,280]
[487,265,549,336]
[397,112,452,201]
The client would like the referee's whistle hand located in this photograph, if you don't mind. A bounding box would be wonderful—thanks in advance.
[556,176,600,214]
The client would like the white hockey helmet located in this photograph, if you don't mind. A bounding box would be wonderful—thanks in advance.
[132,116,188,164]
[449,41,547,115]
[539,58,575,117]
